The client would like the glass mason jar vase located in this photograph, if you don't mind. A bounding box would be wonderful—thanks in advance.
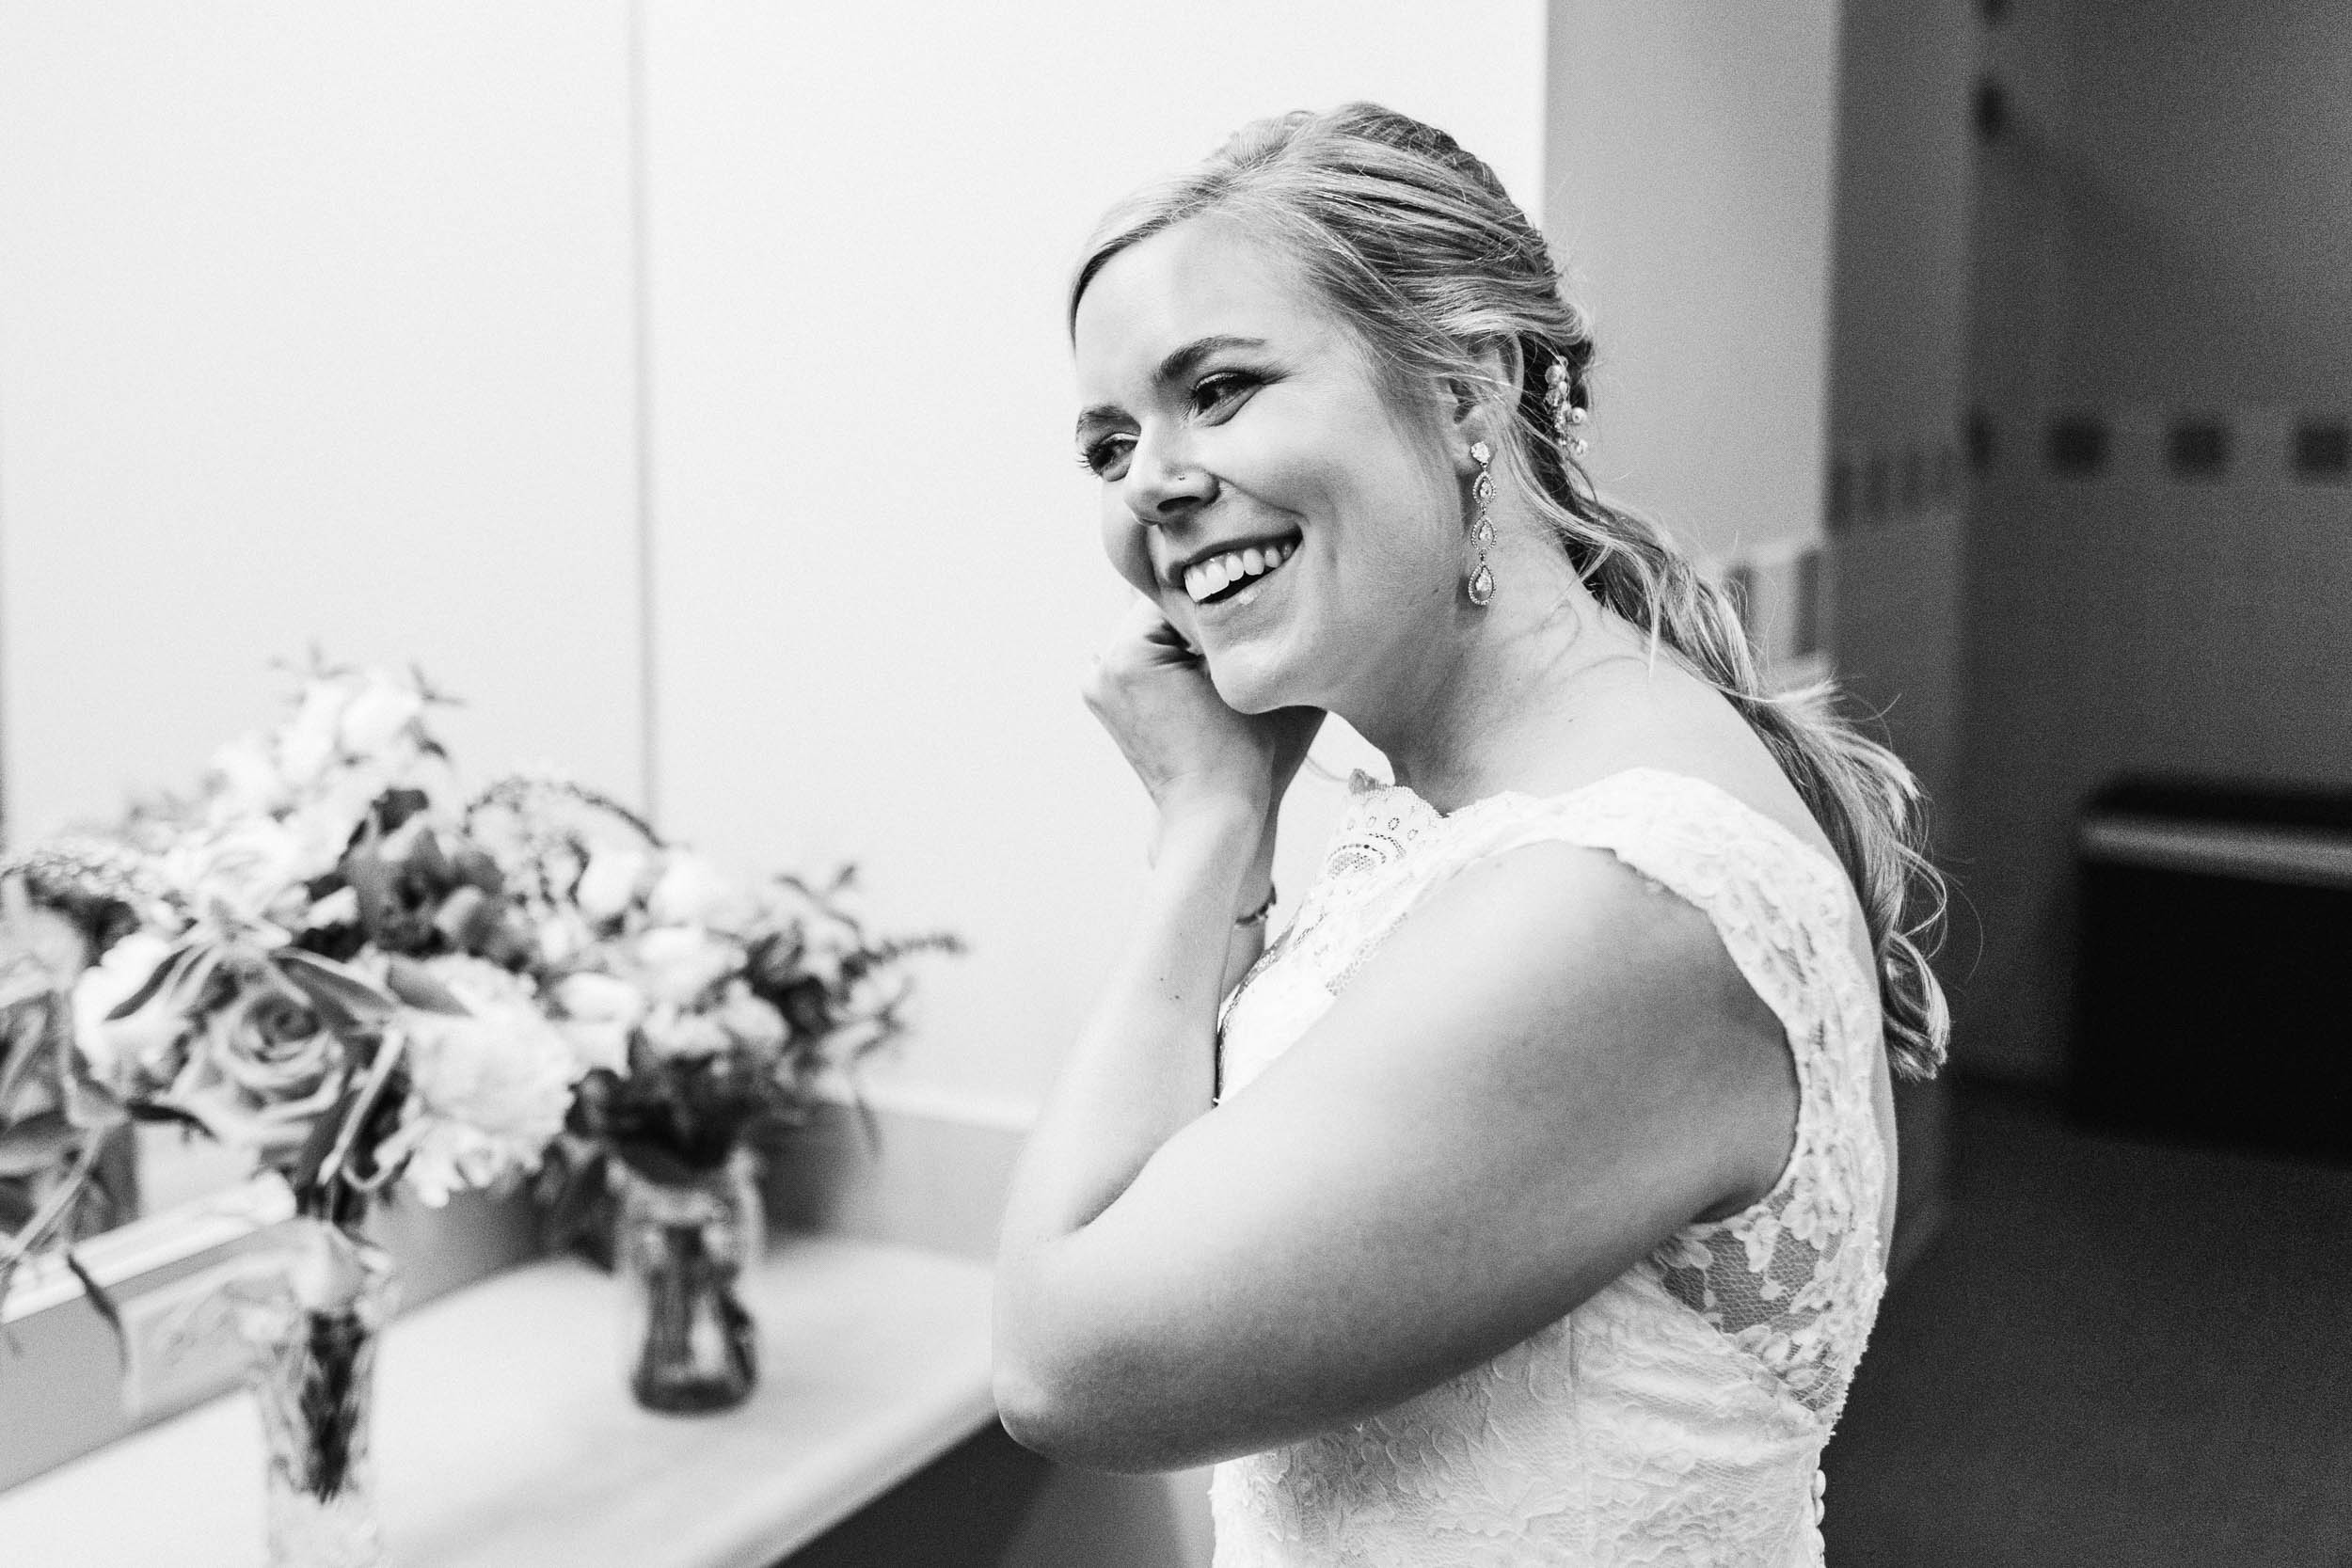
[614,1148,763,1413]
[246,1227,399,1568]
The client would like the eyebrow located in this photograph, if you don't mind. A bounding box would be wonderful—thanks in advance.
[1073,334,1270,439]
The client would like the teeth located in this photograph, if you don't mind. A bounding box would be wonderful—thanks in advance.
[1184,541,1295,604]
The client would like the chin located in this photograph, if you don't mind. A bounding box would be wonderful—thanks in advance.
[1201,638,1301,716]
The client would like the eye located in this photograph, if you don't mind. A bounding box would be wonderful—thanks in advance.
[1190,370,1261,417]
[1076,433,1135,480]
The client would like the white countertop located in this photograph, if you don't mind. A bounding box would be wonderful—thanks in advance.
[0,1235,998,1568]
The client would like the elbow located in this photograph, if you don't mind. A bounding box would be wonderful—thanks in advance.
[991,1346,1186,1474]
[992,1267,1112,1466]
[993,1349,1116,1469]
[993,1254,1218,1472]
[992,1359,1073,1463]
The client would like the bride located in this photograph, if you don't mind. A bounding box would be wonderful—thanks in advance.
[993,103,1946,1565]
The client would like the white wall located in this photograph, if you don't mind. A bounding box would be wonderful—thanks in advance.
[641,0,1549,1113]
[1544,1,1842,568]
[0,2,644,841]
[1952,0,2352,1082]
[1820,0,1980,809]
[0,0,1546,1130]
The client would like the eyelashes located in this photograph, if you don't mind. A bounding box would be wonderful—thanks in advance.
[1076,435,1133,479]
[1189,370,1261,415]
[1074,369,1269,481]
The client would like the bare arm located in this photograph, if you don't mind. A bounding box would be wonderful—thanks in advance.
[993,841,1798,1473]
[998,799,1257,1247]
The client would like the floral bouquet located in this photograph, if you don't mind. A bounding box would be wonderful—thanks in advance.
[46,660,586,1238]
[0,659,594,1565]
[471,775,958,1408]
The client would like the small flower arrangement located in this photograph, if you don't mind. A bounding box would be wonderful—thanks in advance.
[471,776,959,1258]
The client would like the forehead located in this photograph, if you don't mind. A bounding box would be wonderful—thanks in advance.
[1072,216,1348,389]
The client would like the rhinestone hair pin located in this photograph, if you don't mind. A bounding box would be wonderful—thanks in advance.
[1546,358,1589,457]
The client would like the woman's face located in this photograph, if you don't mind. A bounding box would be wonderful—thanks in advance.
[1071,216,1464,716]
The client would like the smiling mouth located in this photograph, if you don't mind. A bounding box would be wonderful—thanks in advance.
[1180,536,1300,607]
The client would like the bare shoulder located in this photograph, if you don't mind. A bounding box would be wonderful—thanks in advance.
[1559,643,1838,846]
[1303,834,1800,1214]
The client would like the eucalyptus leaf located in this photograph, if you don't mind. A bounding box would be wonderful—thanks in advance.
[0,1112,77,1177]
[275,948,397,1027]
[123,1099,215,1135]
[101,942,186,1022]
[382,956,469,1016]
[60,1247,127,1372]
[290,1086,361,1196]
[0,998,59,1113]
[56,1061,128,1133]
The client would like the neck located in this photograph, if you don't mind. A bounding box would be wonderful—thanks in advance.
[1347,534,1634,813]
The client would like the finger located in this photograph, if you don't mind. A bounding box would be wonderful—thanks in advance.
[1117,595,1173,640]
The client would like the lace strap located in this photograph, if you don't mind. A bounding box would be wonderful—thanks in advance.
[1430,768,1872,1131]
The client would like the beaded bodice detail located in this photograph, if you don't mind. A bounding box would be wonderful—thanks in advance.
[1208,768,1891,1567]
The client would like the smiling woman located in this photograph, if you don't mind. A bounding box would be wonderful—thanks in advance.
[995,103,1947,1566]
[1072,218,1466,725]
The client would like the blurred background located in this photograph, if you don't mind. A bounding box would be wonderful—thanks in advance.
[1,1,2346,1562]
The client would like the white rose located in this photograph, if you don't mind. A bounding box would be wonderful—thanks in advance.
[421,954,543,1017]
[552,969,648,1069]
[280,788,373,883]
[303,886,360,930]
[165,979,349,1161]
[632,926,741,1006]
[534,907,593,966]
[553,970,647,1025]
[639,1004,730,1060]
[574,847,652,923]
[72,931,188,1086]
[167,822,309,931]
[647,853,756,933]
[209,733,289,817]
[278,678,354,786]
[337,674,425,756]
[379,996,578,1206]
[557,1019,631,1076]
[718,983,787,1052]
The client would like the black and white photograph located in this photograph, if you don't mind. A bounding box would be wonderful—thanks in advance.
[1,4,2345,1565]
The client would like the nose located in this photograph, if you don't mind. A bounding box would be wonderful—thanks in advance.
[1122,437,1215,528]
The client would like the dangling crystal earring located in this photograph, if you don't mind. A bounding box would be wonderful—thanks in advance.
[1467,440,1497,606]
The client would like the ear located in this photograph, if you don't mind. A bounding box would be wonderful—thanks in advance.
[1443,337,1523,464]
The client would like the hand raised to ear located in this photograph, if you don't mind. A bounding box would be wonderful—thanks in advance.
[1084,598,1323,834]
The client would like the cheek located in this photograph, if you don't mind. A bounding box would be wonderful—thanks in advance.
[1100,502,1158,596]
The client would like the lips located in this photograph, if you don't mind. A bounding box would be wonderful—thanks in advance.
[1173,535,1301,606]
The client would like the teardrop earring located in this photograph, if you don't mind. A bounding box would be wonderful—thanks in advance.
[1467,440,1497,606]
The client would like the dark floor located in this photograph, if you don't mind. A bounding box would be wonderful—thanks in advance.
[1824,1083,2352,1566]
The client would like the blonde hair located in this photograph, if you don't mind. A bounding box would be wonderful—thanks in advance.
[1073,103,1947,1078]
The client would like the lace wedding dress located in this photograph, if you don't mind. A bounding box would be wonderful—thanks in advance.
[1208,768,1894,1567]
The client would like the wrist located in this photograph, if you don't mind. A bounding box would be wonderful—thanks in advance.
[1152,789,1266,860]
[1147,800,1260,914]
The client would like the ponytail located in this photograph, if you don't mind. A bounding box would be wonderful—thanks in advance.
[1568,494,1949,1079]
